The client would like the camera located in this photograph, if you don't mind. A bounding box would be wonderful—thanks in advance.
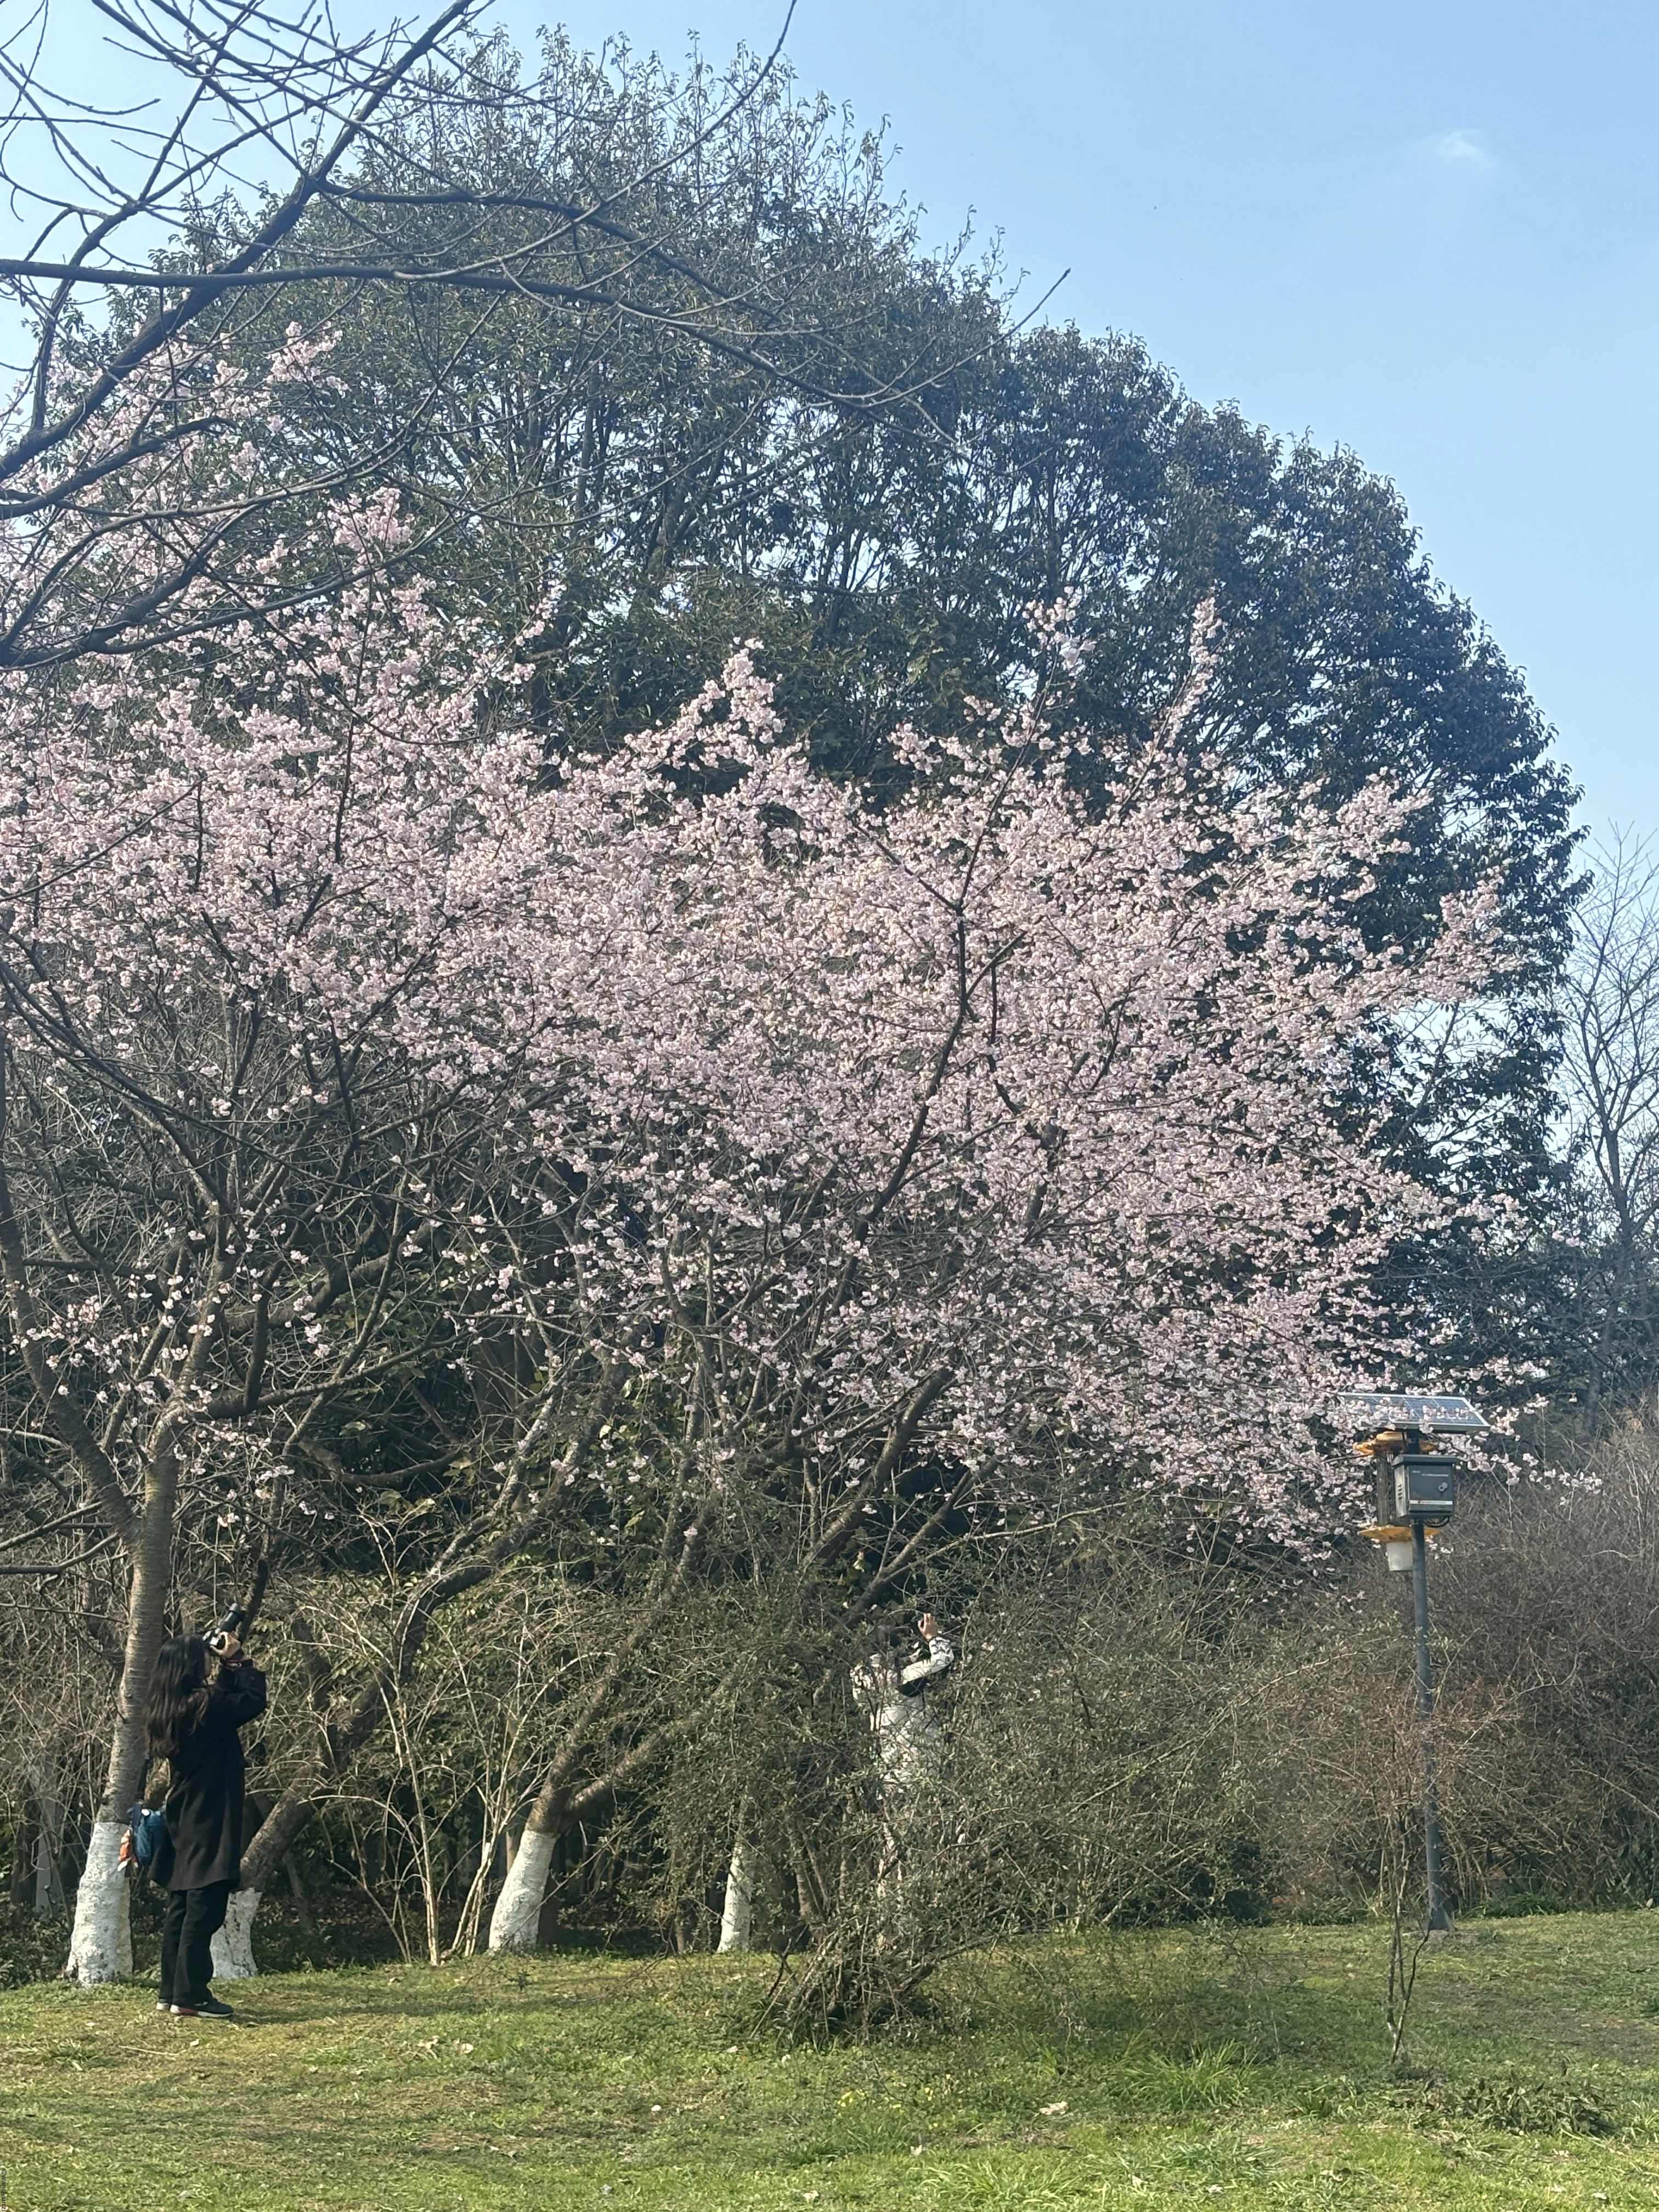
[205,1602,247,1657]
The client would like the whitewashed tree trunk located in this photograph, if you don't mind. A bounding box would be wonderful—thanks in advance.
[718,1829,754,1953]
[62,1418,183,1983]
[211,1887,262,1979]
[65,1820,128,1984]
[488,1824,557,1951]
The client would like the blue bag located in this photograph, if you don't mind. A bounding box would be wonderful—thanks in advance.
[124,1804,167,1870]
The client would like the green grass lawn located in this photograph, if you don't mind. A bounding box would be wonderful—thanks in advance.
[4,1912,1659,2210]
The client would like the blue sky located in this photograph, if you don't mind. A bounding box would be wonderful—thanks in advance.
[487,0,1658,843]
[43,0,1658,839]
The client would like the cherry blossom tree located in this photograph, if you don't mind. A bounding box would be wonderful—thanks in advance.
[467,617,1503,1946]
[0,4,1520,1983]
[0,475,1502,1971]
[0,469,597,1979]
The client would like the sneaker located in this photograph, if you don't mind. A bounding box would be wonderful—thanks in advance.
[194,1995,235,2021]
[156,1999,171,2012]
[170,2004,198,2017]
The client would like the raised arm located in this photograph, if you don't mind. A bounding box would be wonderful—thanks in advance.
[214,1660,268,1730]
[899,1613,954,1689]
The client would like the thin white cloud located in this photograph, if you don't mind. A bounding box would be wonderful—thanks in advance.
[1374,127,1500,233]
[1413,127,1498,174]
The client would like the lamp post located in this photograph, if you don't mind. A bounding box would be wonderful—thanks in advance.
[1344,1391,1487,1939]
[1408,1515,1451,1934]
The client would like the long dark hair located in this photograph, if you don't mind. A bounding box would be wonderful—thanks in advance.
[145,1636,212,1761]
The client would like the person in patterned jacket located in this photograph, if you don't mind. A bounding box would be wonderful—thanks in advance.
[851,1612,954,1907]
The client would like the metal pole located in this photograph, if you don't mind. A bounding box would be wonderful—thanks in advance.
[1409,1517,1452,1933]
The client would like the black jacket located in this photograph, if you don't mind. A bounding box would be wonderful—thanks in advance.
[152,1661,267,1892]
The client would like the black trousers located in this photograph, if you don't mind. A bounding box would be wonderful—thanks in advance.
[160,1880,233,2007]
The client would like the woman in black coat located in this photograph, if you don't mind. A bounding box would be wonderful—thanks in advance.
[144,1631,267,2019]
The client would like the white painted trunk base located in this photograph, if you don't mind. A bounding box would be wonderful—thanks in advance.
[211,1888,262,1980]
[66,1820,129,1984]
[488,1826,556,1951]
[718,1834,754,1953]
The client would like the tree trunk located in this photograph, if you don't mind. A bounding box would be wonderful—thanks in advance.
[285,1852,319,1944]
[10,1804,36,1905]
[718,1826,754,1953]
[66,1821,128,1982]
[65,1433,179,1983]
[487,1818,558,1951]
[211,1888,262,1980]
[218,1764,344,1975]
[28,1767,65,1916]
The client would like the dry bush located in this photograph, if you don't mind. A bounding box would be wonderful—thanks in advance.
[1258,1421,1659,1917]
[1434,1419,1659,1903]
[8,1423,1659,1993]
[0,1570,116,1916]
